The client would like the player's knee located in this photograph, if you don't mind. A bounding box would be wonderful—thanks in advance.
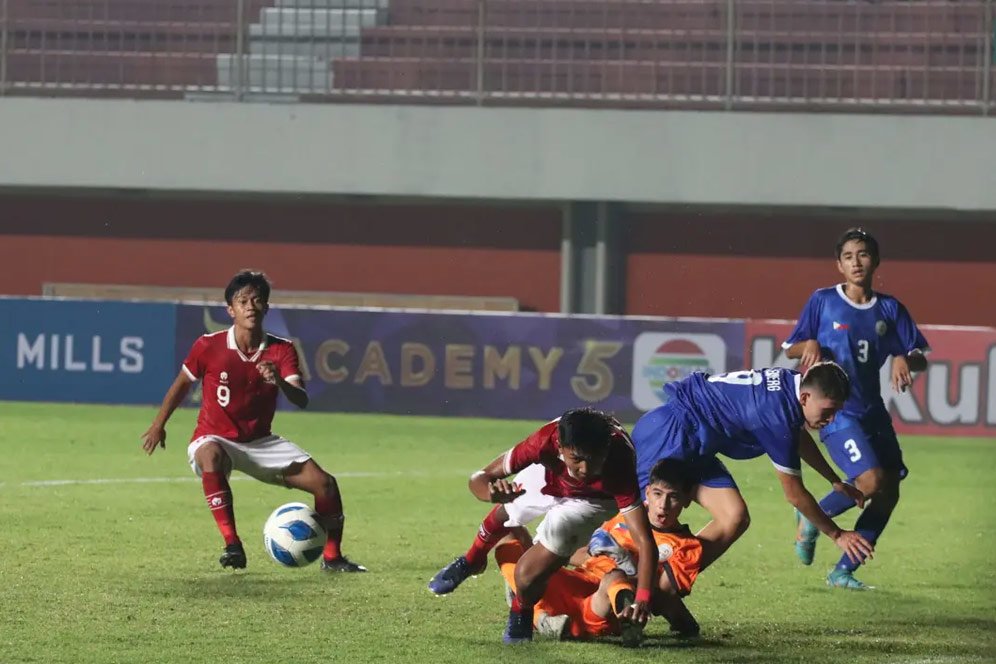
[857,467,885,496]
[725,503,750,537]
[598,569,626,591]
[324,472,340,495]
[194,442,226,470]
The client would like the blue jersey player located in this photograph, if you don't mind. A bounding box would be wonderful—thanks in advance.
[784,228,929,590]
[632,362,873,575]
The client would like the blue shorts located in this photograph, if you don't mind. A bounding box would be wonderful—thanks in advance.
[632,403,739,492]
[820,413,908,481]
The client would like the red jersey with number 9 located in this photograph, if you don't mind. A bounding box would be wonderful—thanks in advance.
[182,327,302,442]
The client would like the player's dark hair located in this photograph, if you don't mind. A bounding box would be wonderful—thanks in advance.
[835,227,880,264]
[224,270,271,305]
[648,458,695,495]
[801,361,851,403]
[558,408,616,458]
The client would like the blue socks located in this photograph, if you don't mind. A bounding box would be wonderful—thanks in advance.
[835,506,892,572]
[818,486,857,518]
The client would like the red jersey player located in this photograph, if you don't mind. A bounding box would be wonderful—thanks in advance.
[140,270,365,573]
[428,409,658,644]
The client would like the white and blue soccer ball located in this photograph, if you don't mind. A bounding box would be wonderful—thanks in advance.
[262,502,326,568]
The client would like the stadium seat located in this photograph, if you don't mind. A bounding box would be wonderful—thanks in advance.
[3,0,991,108]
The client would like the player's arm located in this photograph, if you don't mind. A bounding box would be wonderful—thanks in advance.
[891,349,927,393]
[775,470,874,565]
[468,455,525,503]
[257,361,308,409]
[783,294,827,369]
[891,302,930,392]
[621,503,658,625]
[141,370,193,455]
[783,340,823,369]
[796,429,866,508]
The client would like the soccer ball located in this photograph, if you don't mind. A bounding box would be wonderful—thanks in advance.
[262,502,326,567]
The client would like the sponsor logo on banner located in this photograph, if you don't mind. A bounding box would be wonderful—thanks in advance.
[631,333,727,410]
[0,299,177,404]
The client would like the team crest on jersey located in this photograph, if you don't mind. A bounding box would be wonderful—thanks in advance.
[658,543,674,560]
[875,320,888,336]
[220,371,229,383]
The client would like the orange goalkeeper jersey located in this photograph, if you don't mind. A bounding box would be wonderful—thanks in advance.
[581,513,703,596]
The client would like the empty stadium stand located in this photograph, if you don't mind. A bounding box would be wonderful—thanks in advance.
[3,0,993,109]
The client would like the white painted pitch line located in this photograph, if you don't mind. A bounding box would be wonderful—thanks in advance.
[6,470,467,489]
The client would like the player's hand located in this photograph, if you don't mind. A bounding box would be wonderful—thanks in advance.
[256,361,280,385]
[799,340,822,371]
[620,600,652,626]
[832,481,866,509]
[833,529,874,566]
[141,424,166,455]
[891,355,913,393]
[488,479,525,504]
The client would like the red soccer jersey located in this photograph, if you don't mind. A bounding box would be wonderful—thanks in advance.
[502,420,641,513]
[182,327,302,443]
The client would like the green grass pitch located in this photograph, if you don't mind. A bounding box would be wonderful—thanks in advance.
[1,402,994,663]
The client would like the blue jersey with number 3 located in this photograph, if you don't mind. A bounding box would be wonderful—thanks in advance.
[662,368,805,475]
[783,285,929,433]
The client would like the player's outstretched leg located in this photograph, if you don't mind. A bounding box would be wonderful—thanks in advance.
[429,505,510,595]
[794,509,819,565]
[316,472,367,573]
[286,461,367,573]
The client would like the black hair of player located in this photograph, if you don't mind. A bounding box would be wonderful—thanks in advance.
[835,227,880,265]
[558,408,616,458]
[801,361,851,403]
[224,270,272,305]
[648,458,695,496]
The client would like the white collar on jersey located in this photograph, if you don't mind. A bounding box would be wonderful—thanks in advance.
[835,283,878,310]
[794,373,802,400]
[226,326,268,362]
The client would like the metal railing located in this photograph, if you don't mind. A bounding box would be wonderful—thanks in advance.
[0,0,992,114]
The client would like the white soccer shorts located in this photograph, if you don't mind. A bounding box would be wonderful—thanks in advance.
[503,463,619,559]
[187,434,311,486]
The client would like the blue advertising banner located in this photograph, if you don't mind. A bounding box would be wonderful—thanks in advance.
[176,304,744,422]
[0,298,178,404]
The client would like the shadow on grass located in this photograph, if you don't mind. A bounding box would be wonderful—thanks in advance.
[168,573,318,601]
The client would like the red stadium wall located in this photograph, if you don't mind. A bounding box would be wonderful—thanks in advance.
[0,195,563,312]
[1,194,993,327]
[625,212,996,327]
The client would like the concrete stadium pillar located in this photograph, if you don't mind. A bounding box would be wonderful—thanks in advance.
[560,201,625,315]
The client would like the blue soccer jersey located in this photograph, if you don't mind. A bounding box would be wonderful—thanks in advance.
[633,368,806,487]
[782,284,929,433]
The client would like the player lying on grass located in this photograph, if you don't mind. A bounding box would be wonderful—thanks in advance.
[428,408,658,644]
[631,362,873,578]
[496,458,703,647]
[140,269,365,573]
[784,228,929,589]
